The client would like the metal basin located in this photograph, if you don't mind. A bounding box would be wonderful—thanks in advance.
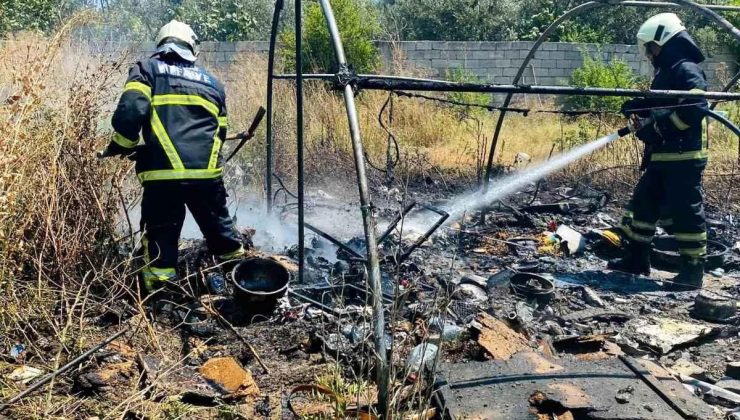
[510,272,555,307]
[232,257,290,305]
[652,236,729,271]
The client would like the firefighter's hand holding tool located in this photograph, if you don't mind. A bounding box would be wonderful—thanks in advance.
[225,106,266,163]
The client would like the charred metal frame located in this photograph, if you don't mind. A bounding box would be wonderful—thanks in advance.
[264,0,740,417]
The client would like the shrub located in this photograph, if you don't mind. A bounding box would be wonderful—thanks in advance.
[561,53,640,114]
[445,67,490,117]
[279,0,381,73]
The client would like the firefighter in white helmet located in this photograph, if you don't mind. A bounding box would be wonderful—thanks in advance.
[100,20,245,297]
[609,13,709,291]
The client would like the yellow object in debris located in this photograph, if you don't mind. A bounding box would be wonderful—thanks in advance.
[602,230,622,247]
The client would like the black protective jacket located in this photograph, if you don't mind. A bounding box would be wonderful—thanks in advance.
[627,31,709,164]
[106,50,228,183]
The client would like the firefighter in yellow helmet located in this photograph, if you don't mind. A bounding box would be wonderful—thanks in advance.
[100,20,245,295]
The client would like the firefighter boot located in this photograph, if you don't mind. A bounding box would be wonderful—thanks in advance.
[607,242,651,276]
[664,257,704,291]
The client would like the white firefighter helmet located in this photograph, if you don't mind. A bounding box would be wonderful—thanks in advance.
[636,13,686,57]
[155,20,199,61]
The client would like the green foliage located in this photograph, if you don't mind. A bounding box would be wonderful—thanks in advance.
[562,53,639,113]
[0,0,63,35]
[379,0,518,41]
[280,0,381,73]
[175,0,273,42]
[445,67,489,116]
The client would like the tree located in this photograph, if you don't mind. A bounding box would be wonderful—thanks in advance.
[280,0,381,73]
[175,0,273,41]
[379,0,519,41]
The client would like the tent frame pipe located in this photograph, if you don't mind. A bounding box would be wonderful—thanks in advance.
[317,0,389,417]
[265,0,283,214]
[295,0,305,283]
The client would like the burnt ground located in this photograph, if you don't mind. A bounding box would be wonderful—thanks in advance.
[2,175,739,419]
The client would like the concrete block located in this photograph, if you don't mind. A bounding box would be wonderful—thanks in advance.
[518,49,530,59]
[466,59,482,69]
[200,41,217,52]
[456,50,471,60]
[472,50,490,59]
[416,41,432,50]
[551,51,565,60]
[219,42,235,52]
[542,43,558,51]
[537,50,551,60]
[425,49,441,59]
[480,42,497,50]
[558,59,577,69]
[431,58,448,68]
[497,42,514,50]
[234,41,251,52]
[565,51,581,61]
[503,67,518,77]
[557,43,571,51]
[399,41,416,51]
[504,49,519,59]
[432,41,448,50]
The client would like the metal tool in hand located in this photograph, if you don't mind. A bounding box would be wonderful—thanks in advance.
[225,106,267,163]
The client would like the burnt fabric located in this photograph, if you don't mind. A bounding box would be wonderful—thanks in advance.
[140,180,244,282]
[620,31,708,259]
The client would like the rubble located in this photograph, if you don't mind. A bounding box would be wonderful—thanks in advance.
[199,357,261,398]
[472,312,530,360]
[693,290,738,323]
[626,317,717,355]
[6,366,43,384]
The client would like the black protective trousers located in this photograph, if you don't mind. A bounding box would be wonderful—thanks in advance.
[620,160,707,259]
[140,179,244,285]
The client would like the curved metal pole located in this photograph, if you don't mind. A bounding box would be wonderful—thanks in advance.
[482,1,605,190]
[265,0,284,214]
[296,0,305,283]
[483,0,740,190]
[317,0,389,416]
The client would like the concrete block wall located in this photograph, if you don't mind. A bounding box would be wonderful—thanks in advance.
[3,39,735,88]
[378,41,735,88]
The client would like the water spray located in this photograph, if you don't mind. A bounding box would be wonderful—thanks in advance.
[404,119,649,231]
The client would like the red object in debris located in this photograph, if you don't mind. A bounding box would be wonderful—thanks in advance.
[400,278,410,288]
[547,221,558,231]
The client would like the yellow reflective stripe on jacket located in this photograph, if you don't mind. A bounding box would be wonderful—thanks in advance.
[669,112,690,130]
[150,109,184,169]
[208,134,222,169]
[651,149,709,162]
[138,168,223,182]
[152,94,219,118]
[113,132,138,149]
[218,116,228,127]
[123,81,152,101]
[674,232,707,242]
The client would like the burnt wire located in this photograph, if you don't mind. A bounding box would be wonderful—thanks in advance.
[365,92,401,174]
[392,90,732,117]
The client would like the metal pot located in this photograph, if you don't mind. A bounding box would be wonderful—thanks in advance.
[509,272,555,308]
[231,257,290,305]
